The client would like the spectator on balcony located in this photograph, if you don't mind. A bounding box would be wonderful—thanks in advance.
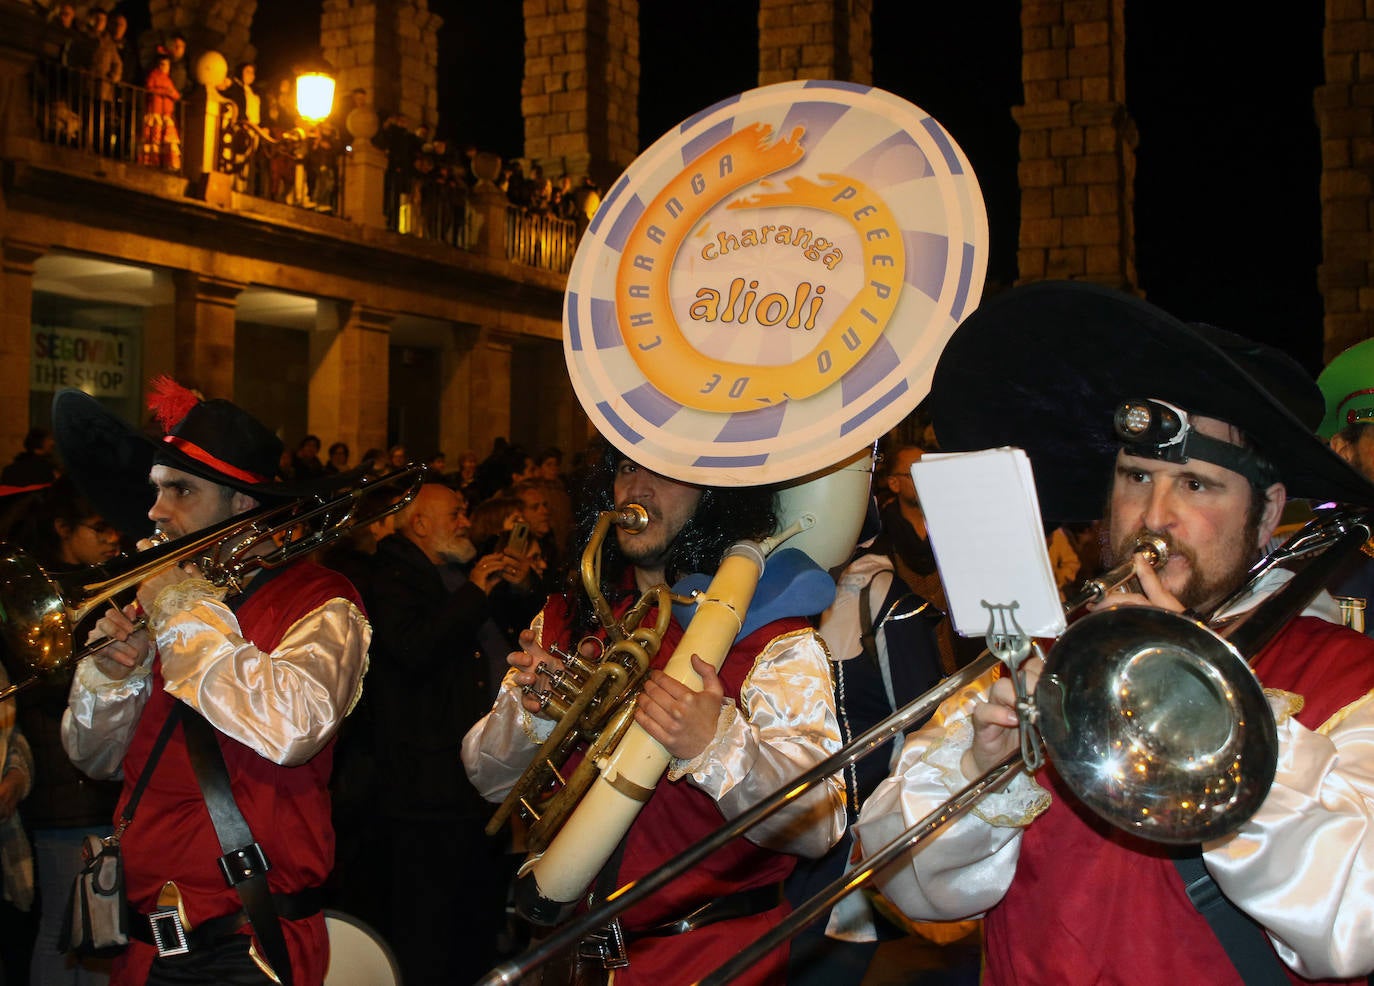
[82,7,122,154]
[373,111,415,228]
[308,117,341,213]
[107,10,138,156]
[139,48,180,170]
[109,10,138,83]
[224,61,260,127]
[44,0,77,66]
[165,32,189,97]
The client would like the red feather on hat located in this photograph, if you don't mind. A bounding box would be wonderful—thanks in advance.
[147,376,201,432]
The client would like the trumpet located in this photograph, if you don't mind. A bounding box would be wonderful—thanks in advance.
[476,509,1372,986]
[0,466,426,701]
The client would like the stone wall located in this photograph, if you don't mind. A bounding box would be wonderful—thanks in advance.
[146,0,257,72]
[322,0,442,129]
[1013,0,1137,289]
[758,0,872,86]
[1317,0,1374,359]
[522,0,639,191]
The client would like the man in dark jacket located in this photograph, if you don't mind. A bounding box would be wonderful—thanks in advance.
[361,482,516,985]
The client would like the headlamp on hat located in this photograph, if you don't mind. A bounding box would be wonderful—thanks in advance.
[1114,398,1280,489]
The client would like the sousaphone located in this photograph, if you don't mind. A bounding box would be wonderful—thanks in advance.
[514,79,989,919]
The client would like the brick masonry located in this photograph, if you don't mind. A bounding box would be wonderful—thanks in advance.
[1012,0,1137,290]
[757,0,873,86]
[1318,0,1374,359]
[522,0,639,192]
[322,0,442,132]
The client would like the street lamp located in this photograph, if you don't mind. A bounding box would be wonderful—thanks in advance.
[295,58,336,123]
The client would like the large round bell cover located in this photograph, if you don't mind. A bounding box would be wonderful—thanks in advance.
[564,79,988,485]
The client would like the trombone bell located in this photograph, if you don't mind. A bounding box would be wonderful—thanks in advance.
[1037,606,1278,844]
[0,545,75,675]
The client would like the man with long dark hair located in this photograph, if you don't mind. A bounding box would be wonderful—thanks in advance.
[463,442,846,986]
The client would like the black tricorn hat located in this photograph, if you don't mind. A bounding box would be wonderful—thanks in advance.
[929,281,1374,522]
[52,379,355,540]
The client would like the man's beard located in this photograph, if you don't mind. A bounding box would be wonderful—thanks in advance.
[437,534,476,565]
[1103,509,1261,613]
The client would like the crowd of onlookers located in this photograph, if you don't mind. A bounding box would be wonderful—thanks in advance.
[28,1,602,237]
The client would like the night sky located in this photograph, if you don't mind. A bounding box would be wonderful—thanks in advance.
[236,2,1330,373]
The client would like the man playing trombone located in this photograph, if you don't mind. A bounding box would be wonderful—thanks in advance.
[855,282,1374,985]
[54,379,371,986]
[462,444,847,985]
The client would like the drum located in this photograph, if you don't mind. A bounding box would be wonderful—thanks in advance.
[324,909,403,986]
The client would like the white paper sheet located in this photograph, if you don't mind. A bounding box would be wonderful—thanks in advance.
[910,447,1066,639]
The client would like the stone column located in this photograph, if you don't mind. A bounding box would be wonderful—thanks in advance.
[757,0,872,85]
[1012,0,1137,289]
[144,0,257,72]
[322,0,442,135]
[458,328,513,460]
[1317,0,1374,359]
[0,240,44,451]
[439,323,477,462]
[309,301,392,459]
[522,0,638,191]
[171,271,244,399]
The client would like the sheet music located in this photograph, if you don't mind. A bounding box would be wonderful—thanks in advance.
[910,447,1066,639]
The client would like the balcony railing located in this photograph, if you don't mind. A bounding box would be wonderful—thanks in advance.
[27,57,583,274]
[506,206,577,274]
[31,60,185,172]
[214,102,347,216]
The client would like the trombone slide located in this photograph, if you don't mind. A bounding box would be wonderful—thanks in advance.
[520,541,767,910]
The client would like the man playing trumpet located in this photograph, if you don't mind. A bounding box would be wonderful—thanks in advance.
[856,282,1374,985]
[55,379,370,986]
[463,444,847,985]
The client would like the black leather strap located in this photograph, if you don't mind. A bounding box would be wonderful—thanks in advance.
[1173,852,1289,985]
[180,707,294,986]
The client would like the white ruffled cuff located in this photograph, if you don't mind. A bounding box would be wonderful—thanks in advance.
[146,577,228,632]
[923,718,1050,827]
[667,700,739,782]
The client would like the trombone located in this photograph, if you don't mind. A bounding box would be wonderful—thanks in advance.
[475,508,1371,986]
[0,466,426,701]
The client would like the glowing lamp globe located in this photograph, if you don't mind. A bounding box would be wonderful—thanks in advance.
[296,69,335,123]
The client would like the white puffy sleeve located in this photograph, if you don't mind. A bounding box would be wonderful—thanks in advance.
[854,669,1050,921]
[151,582,370,767]
[1204,689,1374,980]
[666,627,846,858]
[62,657,154,780]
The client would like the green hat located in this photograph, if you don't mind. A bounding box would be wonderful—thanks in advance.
[1317,338,1374,439]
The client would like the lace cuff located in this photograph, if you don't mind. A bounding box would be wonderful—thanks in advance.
[667,700,739,782]
[922,718,1050,827]
[74,653,153,695]
[146,577,229,631]
[1264,688,1304,727]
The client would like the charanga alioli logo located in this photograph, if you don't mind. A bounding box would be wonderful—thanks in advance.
[614,122,905,413]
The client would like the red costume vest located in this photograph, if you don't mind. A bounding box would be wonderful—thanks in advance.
[984,616,1374,986]
[112,561,361,986]
[540,593,810,986]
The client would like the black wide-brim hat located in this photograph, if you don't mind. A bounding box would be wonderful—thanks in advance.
[929,281,1374,523]
[52,388,358,541]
